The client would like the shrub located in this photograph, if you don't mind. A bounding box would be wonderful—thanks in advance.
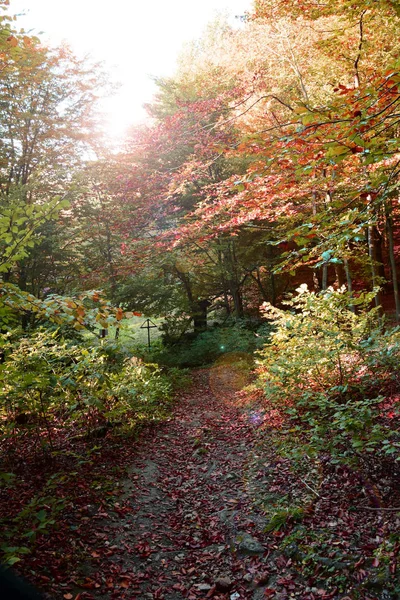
[144,319,271,367]
[257,285,400,469]
[0,329,185,450]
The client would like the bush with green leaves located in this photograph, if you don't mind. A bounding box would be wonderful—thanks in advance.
[0,328,186,450]
[144,319,271,367]
[257,285,400,468]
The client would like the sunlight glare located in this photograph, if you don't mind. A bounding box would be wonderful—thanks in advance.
[11,0,251,139]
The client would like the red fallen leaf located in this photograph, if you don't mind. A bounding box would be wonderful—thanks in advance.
[206,585,217,597]
[80,581,96,589]
[275,555,287,568]
[354,557,364,568]
[372,557,379,567]
[264,589,276,598]
[272,530,285,538]
[91,551,100,557]
[356,569,368,581]
[120,579,130,588]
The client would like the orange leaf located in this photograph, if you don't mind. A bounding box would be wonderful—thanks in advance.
[6,35,18,47]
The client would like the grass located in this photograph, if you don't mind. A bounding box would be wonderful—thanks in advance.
[86,315,164,347]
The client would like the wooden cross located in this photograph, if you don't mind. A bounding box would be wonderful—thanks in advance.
[140,318,157,349]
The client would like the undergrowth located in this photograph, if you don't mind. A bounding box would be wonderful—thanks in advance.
[139,318,271,367]
[245,285,400,597]
[0,327,190,565]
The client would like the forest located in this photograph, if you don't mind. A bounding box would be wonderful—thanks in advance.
[1,0,400,598]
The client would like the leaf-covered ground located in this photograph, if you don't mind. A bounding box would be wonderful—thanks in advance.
[2,367,400,600]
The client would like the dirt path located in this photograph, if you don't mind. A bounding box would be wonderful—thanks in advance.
[8,366,399,599]
[72,368,275,600]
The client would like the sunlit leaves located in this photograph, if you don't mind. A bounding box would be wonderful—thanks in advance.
[0,284,128,334]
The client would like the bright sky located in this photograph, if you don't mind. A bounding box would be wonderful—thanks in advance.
[11,0,252,140]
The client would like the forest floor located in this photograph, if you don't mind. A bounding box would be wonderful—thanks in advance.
[3,367,400,600]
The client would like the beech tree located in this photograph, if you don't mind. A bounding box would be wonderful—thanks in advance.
[0,8,106,292]
[150,1,400,320]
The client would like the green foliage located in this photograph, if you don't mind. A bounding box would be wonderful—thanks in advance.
[0,472,66,566]
[144,320,271,367]
[264,506,305,532]
[0,194,70,273]
[257,285,400,467]
[0,328,187,448]
[0,284,128,332]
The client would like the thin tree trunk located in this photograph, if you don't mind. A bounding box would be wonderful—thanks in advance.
[344,257,355,313]
[267,245,276,305]
[313,271,320,292]
[217,245,230,315]
[250,270,269,303]
[225,241,244,319]
[231,285,244,319]
[335,265,345,288]
[322,265,328,291]
[368,225,383,312]
[270,269,276,306]
[192,299,210,333]
[375,228,386,289]
[385,199,400,322]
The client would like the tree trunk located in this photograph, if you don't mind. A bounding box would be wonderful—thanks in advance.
[375,228,387,290]
[225,241,244,319]
[251,268,270,303]
[368,225,383,312]
[312,271,320,292]
[267,245,276,305]
[385,199,400,322]
[192,299,210,333]
[334,265,345,288]
[344,257,355,313]
[322,264,328,291]
[231,284,244,319]
[217,245,231,315]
